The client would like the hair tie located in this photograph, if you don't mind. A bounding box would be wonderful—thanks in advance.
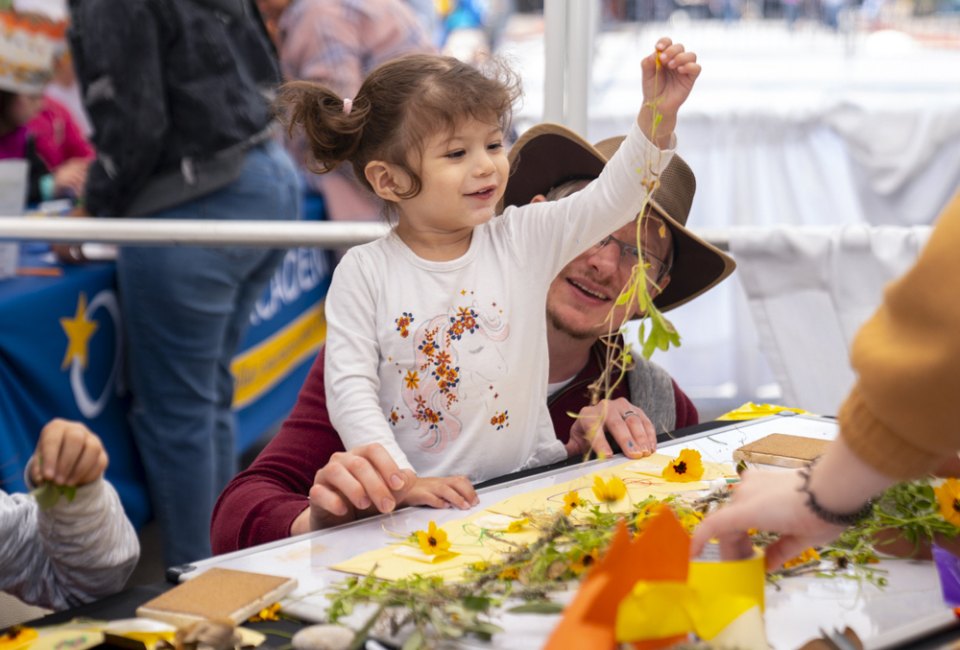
[342,98,353,115]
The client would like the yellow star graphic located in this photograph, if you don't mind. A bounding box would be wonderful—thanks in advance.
[60,292,99,370]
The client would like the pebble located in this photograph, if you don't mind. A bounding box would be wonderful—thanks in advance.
[291,624,356,650]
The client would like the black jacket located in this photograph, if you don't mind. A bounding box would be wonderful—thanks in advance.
[68,0,281,217]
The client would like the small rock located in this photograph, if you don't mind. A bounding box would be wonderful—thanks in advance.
[291,624,355,650]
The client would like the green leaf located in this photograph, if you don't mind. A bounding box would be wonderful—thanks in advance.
[507,601,565,614]
[462,595,492,612]
[32,483,60,510]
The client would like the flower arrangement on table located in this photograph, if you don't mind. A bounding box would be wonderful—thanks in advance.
[324,453,960,649]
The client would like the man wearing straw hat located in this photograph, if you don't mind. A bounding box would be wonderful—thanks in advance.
[211,123,736,551]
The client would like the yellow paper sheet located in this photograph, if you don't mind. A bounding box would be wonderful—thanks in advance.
[332,457,735,582]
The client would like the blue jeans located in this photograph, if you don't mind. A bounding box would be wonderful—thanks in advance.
[117,140,301,567]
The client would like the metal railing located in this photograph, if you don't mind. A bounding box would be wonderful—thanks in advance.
[0,216,731,251]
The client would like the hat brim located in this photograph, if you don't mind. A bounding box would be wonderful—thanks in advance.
[502,122,736,312]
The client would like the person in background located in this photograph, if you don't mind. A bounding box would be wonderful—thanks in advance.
[692,191,960,570]
[0,15,91,206]
[0,419,139,611]
[211,123,736,552]
[65,0,301,568]
[255,0,434,222]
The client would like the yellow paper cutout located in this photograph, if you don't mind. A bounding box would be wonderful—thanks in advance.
[715,401,813,420]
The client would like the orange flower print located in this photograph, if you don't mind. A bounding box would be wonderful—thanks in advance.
[490,410,509,430]
[388,408,403,426]
[404,370,420,390]
[394,312,414,338]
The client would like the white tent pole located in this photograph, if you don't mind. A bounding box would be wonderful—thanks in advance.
[565,0,596,136]
[542,0,567,125]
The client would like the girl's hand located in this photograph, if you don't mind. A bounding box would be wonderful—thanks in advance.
[639,37,701,148]
[29,418,108,487]
[400,475,479,510]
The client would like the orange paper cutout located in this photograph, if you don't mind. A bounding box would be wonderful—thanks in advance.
[544,505,691,650]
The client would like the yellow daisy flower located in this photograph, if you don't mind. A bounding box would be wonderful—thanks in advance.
[563,490,583,515]
[662,449,704,482]
[936,479,960,528]
[506,517,529,533]
[783,547,821,570]
[416,520,451,555]
[498,566,519,580]
[592,475,627,503]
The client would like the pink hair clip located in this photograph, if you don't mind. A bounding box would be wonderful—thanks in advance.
[342,98,353,115]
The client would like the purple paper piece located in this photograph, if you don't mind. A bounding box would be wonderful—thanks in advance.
[933,543,960,606]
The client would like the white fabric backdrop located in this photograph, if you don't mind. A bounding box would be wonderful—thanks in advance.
[729,224,932,415]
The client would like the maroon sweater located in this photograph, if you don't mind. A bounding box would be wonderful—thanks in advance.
[211,345,697,553]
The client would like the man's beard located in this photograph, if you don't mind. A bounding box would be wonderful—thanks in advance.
[546,306,599,341]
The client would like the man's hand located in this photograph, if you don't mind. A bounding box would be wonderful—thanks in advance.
[638,37,701,148]
[291,443,416,534]
[399,475,479,510]
[29,418,108,487]
[565,398,657,460]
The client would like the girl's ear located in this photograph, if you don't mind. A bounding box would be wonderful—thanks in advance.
[365,161,405,202]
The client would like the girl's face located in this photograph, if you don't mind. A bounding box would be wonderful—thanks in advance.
[395,117,509,240]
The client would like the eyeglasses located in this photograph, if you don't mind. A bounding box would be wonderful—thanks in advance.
[592,221,674,285]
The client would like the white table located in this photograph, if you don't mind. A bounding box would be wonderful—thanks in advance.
[189,414,956,649]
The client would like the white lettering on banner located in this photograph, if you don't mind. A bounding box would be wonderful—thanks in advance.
[250,248,329,326]
[71,289,123,419]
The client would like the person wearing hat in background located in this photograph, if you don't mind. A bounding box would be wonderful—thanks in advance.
[0,10,92,205]
[211,123,736,552]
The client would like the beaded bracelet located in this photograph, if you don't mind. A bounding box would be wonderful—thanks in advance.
[797,461,874,527]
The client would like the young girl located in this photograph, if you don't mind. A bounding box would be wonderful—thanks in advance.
[280,38,700,506]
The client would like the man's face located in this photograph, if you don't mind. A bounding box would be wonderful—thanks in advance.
[547,212,673,340]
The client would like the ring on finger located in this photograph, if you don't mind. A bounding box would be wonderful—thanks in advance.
[622,410,639,421]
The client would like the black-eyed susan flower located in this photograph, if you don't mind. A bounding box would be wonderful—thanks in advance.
[416,520,451,555]
[936,479,960,527]
[592,475,627,503]
[661,448,704,482]
[570,548,600,576]
[563,490,583,515]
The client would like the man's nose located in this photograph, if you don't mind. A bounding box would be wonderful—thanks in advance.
[586,240,621,275]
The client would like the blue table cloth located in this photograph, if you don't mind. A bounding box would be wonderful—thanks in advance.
[0,238,331,529]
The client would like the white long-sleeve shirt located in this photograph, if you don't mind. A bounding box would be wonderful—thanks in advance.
[325,122,673,483]
[0,478,139,611]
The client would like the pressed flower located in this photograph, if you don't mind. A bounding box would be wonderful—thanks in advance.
[506,517,529,533]
[633,502,658,533]
[783,547,821,570]
[592,475,627,503]
[570,548,600,575]
[936,479,960,528]
[563,490,583,515]
[416,520,451,555]
[661,448,704,482]
[498,566,519,580]
[248,602,282,622]
[679,510,703,533]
